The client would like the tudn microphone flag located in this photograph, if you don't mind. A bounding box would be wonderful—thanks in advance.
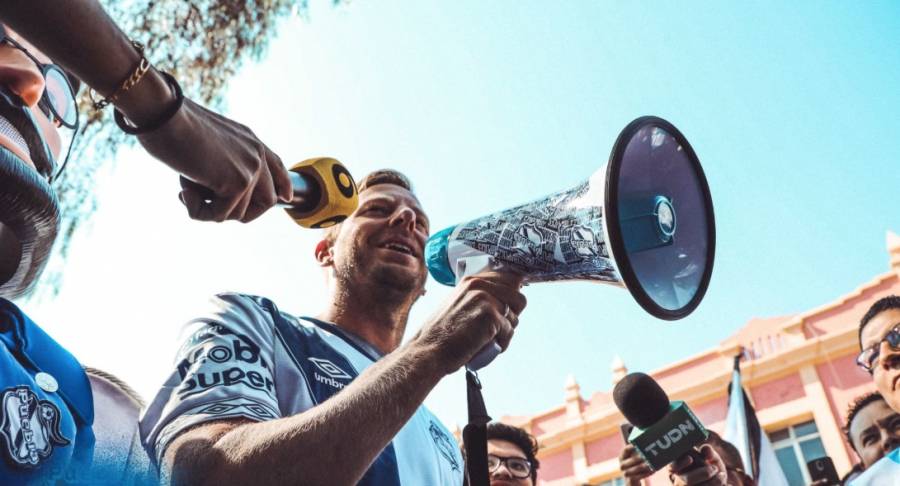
[723,354,789,485]
[613,372,708,471]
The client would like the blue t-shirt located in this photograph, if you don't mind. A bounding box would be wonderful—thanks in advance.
[140,293,464,486]
[0,298,94,485]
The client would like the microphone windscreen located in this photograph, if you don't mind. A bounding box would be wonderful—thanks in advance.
[613,372,671,429]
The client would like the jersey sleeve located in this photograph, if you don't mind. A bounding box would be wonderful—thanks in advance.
[138,293,280,466]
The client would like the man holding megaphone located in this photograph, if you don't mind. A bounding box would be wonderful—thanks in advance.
[140,169,527,486]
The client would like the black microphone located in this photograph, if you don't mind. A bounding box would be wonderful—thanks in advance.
[613,372,709,471]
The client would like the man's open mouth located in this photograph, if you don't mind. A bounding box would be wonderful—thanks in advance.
[379,241,418,257]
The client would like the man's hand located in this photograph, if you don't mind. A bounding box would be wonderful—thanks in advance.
[137,97,293,223]
[0,4,294,223]
[669,444,728,486]
[619,444,653,486]
[413,270,526,374]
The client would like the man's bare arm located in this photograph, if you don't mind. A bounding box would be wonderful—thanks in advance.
[164,272,527,486]
[0,0,174,125]
[166,339,444,486]
[0,1,293,222]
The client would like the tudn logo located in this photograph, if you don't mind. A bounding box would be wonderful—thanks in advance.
[308,358,352,380]
[643,420,698,457]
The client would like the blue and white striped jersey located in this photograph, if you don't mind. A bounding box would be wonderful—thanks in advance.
[139,293,463,486]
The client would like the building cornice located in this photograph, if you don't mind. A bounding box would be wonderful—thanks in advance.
[532,324,860,454]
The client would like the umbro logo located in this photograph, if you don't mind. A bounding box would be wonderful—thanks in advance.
[308,358,352,380]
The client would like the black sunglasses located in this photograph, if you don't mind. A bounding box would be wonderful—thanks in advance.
[487,454,533,479]
[0,24,80,182]
[857,324,900,373]
[0,25,79,129]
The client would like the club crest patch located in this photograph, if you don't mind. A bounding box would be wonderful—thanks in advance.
[429,420,460,471]
[0,386,70,468]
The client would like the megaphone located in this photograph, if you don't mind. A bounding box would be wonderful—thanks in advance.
[281,157,359,228]
[425,116,715,369]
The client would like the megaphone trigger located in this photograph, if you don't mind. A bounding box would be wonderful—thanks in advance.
[467,342,504,371]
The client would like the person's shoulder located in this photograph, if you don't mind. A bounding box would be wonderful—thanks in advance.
[177,292,287,349]
[210,291,275,311]
[849,449,900,485]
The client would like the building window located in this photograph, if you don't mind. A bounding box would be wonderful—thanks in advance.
[768,420,828,486]
[596,478,624,486]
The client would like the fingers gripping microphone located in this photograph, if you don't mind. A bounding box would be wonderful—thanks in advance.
[281,157,359,228]
[613,372,708,471]
[424,116,716,369]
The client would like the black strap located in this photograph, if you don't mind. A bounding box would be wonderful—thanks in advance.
[463,369,491,486]
[114,70,184,135]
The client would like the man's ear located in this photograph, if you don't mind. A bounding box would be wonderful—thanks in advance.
[315,239,334,267]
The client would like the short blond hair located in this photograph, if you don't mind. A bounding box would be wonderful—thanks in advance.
[322,169,414,244]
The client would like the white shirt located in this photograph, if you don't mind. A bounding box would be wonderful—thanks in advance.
[139,293,463,486]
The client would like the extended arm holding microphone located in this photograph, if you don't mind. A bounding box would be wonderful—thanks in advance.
[0,0,293,222]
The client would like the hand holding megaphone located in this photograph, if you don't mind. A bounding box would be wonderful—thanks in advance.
[424,116,716,370]
[415,269,526,375]
[448,255,524,370]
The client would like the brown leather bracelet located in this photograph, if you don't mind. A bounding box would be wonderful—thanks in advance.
[89,40,150,110]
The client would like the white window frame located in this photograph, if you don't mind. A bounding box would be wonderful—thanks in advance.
[769,420,825,485]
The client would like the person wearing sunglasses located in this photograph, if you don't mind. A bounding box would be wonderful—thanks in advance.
[857,296,900,414]
[0,25,155,485]
[0,1,293,222]
[850,296,900,485]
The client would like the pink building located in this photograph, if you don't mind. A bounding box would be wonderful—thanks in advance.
[501,232,900,485]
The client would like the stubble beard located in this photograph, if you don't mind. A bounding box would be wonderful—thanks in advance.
[334,247,424,305]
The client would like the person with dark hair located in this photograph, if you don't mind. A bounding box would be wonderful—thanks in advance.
[139,169,528,485]
[0,1,293,222]
[618,430,755,485]
[851,296,900,485]
[857,296,900,413]
[842,391,900,471]
[484,422,540,485]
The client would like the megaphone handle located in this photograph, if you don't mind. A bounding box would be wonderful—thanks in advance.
[468,341,503,371]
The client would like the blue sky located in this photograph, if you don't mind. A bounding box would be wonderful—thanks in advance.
[25,0,900,429]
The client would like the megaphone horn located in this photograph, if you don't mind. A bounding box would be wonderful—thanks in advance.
[425,116,715,368]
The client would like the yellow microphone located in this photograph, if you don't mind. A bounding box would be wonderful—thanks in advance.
[280,157,359,228]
